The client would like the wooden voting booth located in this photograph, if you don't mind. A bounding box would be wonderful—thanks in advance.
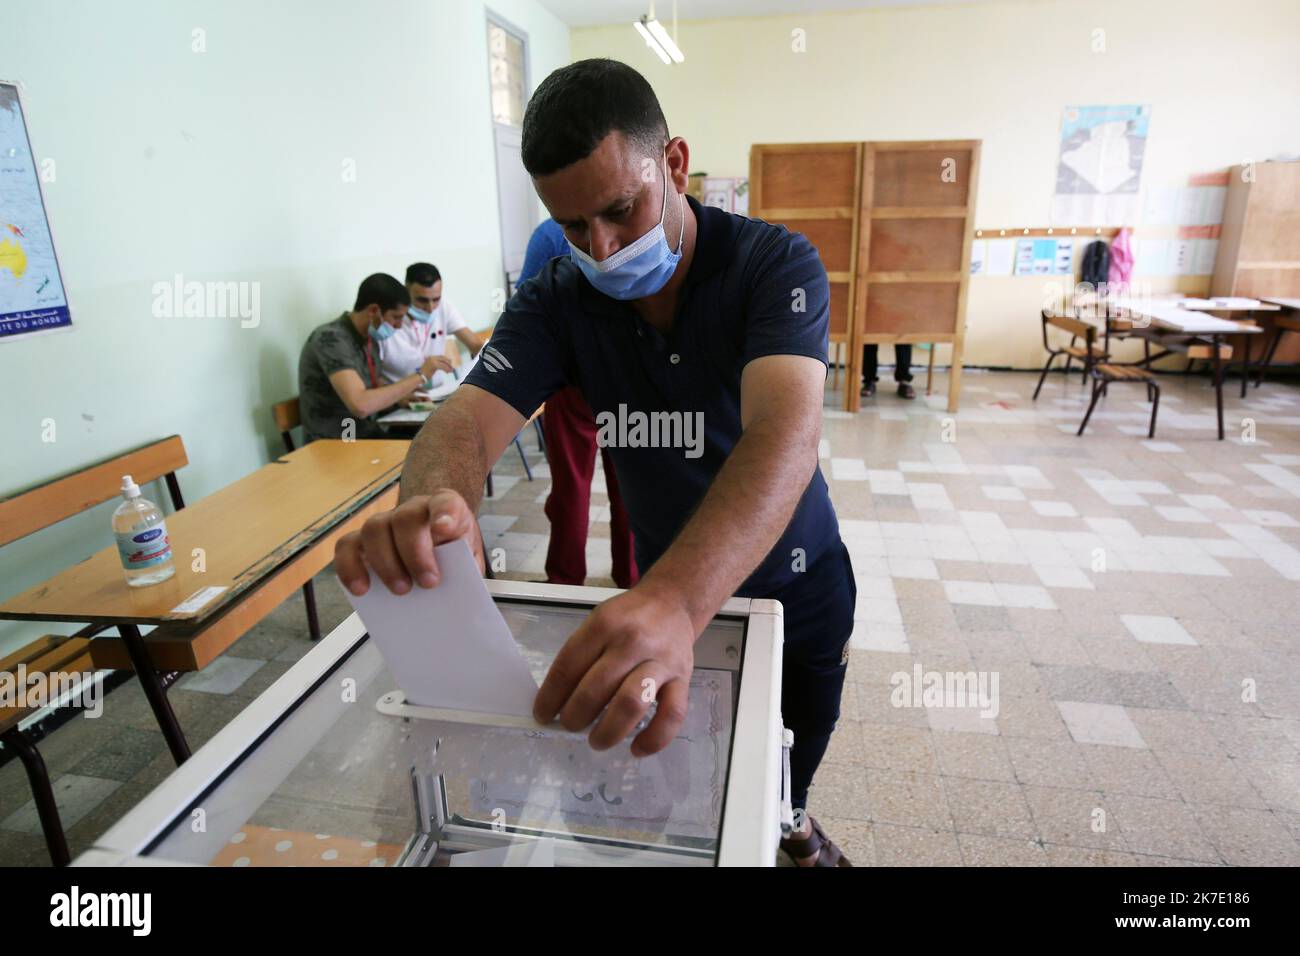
[1212,161,1300,365]
[750,140,980,412]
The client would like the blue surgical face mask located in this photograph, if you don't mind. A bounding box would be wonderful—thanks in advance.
[408,306,432,324]
[368,320,396,342]
[567,152,684,300]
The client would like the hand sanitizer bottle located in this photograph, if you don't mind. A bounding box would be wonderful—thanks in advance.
[113,474,175,587]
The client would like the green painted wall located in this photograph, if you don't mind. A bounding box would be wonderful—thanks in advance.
[0,0,569,654]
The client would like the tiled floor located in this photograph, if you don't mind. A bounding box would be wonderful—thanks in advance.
[2,367,1298,866]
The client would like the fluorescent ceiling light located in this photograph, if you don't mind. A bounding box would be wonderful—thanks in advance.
[645,18,685,62]
[633,18,672,64]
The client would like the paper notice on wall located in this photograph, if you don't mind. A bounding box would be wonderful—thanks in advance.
[1102,193,1139,227]
[1192,239,1220,276]
[1170,240,1195,275]
[1142,186,1179,226]
[1176,186,1228,226]
[700,176,749,215]
[1176,188,1203,226]
[986,239,1015,276]
[1051,192,1097,226]
[1016,238,1058,276]
[1136,239,1171,276]
[1054,239,1075,275]
[1202,187,1226,224]
[969,239,986,275]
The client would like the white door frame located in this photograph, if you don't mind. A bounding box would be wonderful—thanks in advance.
[485,10,536,291]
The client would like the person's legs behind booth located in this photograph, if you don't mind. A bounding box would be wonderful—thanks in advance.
[892,343,915,399]
[861,343,915,400]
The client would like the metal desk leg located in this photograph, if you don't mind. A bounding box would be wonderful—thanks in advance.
[1,727,70,866]
[303,579,322,641]
[119,623,191,764]
[1240,326,1252,399]
[1254,326,1284,388]
[1212,334,1225,441]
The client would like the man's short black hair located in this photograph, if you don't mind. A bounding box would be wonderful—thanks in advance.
[405,262,442,287]
[521,58,668,177]
[353,273,409,312]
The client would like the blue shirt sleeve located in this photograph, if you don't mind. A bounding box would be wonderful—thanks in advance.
[740,228,831,368]
[519,219,568,285]
[465,262,570,419]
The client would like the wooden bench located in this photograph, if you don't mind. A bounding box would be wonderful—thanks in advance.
[0,436,189,865]
[0,635,101,867]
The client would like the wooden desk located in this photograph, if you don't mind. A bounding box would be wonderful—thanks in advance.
[0,439,407,761]
[1102,300,1261,440]
[1250,297,1300,388]
[1176,298,1281,397]
[1175,297,1281,313]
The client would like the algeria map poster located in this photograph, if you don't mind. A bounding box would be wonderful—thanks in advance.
[1050,104,1151,226]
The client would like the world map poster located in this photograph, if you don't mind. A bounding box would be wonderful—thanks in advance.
[0,82,72,340]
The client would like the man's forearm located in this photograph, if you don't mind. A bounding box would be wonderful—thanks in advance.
[637,417,820,634]
[353,375,420,418]
[398,401,490,512]
[454,328,485,357]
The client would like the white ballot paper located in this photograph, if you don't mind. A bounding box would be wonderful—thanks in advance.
[341,540,539,716]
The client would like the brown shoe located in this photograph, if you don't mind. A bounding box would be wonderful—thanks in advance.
[897,382,916,400]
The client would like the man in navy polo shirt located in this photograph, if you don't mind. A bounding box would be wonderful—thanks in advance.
[336,58,855,866]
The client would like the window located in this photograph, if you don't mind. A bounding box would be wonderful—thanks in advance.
[487,23,526,128]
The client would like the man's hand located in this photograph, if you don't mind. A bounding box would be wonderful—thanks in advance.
[420,355,456,378]
[335,490,484,596]
[533,584,696,758]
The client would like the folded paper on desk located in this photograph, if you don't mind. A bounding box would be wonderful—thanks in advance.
[341,540,539,716]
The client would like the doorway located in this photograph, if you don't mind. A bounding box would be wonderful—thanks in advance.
[486,13,535,297]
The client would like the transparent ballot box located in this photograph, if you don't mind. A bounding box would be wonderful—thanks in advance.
[76,582,787,867]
